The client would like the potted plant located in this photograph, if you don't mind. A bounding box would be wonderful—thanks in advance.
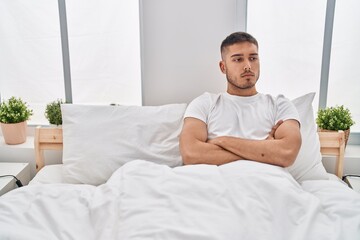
[0,96,33,144]
[45,99,63,126]
[316,105,355,146]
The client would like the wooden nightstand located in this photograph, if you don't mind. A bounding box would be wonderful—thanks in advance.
[0,162,30,196]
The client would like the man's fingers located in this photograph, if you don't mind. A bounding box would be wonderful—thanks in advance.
[269,120,283,134]
[267,120,284,140]
[274,120,284,129]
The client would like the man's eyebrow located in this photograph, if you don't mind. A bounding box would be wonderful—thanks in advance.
[230,54,243,58]
[230,53,258,57]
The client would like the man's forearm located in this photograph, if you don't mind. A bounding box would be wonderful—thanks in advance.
[180,139,243,165]
[180,117,244,166]
[208,137,284,166]
[208,136,299,167]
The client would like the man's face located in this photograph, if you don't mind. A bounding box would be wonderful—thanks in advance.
[219,42,260,96]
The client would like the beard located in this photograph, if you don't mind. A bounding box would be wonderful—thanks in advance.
[226,73,259,90]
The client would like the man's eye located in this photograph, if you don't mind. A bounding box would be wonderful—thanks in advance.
[250,57,258,61]
[233,58,243,62]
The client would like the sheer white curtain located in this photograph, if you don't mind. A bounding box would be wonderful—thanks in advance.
[0,0,64,124]
[66,0,141,105]
[0,0,141,124]
[328,0,360,132]
[247,0,327,112]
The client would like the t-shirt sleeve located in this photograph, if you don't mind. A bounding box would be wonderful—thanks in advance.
[183,93,212,124]
[276,94,300,126]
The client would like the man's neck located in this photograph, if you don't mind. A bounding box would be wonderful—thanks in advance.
[227,88,258,97]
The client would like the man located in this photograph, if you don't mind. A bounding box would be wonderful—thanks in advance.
[179,32,301,168]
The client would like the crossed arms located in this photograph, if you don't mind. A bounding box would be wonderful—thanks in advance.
[179,117,301,167]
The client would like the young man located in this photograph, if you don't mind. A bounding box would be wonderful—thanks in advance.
[179,32,301,167]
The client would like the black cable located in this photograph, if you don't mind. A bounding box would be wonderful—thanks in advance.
[342,175,360,189]
[342,174,360,181]
[0,175,23,187]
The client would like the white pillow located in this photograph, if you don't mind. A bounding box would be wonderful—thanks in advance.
[287,92,329,182]
[61,103,187,185]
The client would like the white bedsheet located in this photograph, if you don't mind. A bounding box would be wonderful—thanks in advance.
[29,164,64,184]
[0,160,359,240]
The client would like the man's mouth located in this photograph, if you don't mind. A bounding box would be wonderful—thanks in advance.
[241,73,254,77]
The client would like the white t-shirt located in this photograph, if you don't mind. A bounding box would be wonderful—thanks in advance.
[184,92,300,140]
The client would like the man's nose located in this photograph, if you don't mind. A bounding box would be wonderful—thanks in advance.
[244,62,251,71]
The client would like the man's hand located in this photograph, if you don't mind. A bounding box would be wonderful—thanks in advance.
[207,120,284,145]
[180,117,242,165]
[208,120,284,146]
[266,120,283,140]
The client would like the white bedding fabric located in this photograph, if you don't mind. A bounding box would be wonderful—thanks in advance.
[1,160,359,240]
[29,164,64,184]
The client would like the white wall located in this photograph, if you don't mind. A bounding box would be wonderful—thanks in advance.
[141,0,243,105]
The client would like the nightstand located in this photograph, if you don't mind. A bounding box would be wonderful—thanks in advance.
[0,162,30,196]
[343,175,360,193]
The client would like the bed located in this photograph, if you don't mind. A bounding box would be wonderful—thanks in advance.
[0,92,359,239]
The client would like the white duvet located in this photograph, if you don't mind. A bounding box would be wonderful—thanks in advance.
[0,160,359,240]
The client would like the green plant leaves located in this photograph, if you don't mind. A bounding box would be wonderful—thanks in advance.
[316,105,355,131]
[45,99,63,125]
[0,97,33,124]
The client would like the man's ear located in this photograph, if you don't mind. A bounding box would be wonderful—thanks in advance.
[219,61,226,74]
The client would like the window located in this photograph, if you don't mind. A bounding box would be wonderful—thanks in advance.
[327,0,360,133]
[0,0,64,124]
[247,0,327,113]
[66,0,141,105]
[247,0,358,144]
[0,0,141,124]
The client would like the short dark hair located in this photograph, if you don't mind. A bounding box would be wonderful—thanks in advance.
[220,32,258,55]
